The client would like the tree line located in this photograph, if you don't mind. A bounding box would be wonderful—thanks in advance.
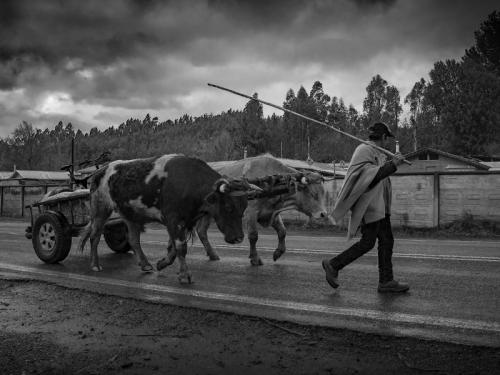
[1,11,499,171]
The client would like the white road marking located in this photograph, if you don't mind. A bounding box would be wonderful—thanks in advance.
[142,240,500,262]
[0,230,498,262]
[284,235,500,246]
[145,228,500,246]
[1,262,499,336]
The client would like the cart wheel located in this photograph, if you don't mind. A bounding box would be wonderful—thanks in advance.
[104,222,131,253]
[32,212,72,263]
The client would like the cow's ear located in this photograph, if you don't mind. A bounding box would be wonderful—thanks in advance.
[205,192,218,204]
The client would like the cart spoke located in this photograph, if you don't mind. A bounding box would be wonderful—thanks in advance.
[39,222,56,252]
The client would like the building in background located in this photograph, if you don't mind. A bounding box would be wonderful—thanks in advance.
[0,171,11,180]
[0,169,71,217]
[396,147,490,173]
[391,147,498,228]
[0,169,70,187]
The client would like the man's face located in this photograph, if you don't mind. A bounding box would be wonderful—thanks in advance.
[381,134,388,148]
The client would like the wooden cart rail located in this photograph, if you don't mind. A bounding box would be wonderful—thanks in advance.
[32,189,90,207]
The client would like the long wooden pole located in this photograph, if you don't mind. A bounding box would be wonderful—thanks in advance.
[208,83,411,165]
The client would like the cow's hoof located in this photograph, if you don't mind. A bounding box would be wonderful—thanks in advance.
[157,258,167,271]
[250,258,263,266]
[141,264,154,273]
[273,249,285,261]
[178,273,192,284]
[91,265,103,272]
[157,257,175,271]
[208,253,220,261]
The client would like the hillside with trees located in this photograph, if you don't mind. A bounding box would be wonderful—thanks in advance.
[1,11,498,171]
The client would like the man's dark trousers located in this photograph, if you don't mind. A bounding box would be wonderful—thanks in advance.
[329,215,394,283]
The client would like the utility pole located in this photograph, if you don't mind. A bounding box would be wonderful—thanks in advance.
[306,136,313,165]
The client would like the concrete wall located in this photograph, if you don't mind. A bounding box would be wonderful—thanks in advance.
[391,175,436,228]
[391,172,500,228]
[439,174,500,224]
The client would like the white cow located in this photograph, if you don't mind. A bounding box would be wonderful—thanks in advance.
[197,154,328,266]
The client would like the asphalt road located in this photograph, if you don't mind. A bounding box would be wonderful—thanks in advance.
[0,220,499,347]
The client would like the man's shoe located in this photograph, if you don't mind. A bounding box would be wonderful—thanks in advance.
[322,260,339,289]
[377,280,409,293]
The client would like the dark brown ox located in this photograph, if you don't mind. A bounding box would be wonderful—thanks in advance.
[198,154,328,266]
[78,154,259,283]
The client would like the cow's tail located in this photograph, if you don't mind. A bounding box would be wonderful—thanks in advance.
[187,229,196,244]
[78,222,92,253]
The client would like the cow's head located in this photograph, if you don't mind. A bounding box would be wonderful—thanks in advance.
[204,178,261,244]
[292,172,328,219]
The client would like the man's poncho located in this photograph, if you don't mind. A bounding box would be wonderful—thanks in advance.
[332,143,390,239]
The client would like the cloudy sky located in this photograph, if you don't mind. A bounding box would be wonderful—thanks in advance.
[0,0,497,138]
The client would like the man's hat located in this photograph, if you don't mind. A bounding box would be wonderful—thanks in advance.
[368,122,394,138]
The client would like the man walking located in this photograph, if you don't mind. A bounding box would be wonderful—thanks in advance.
[322,122,409,293]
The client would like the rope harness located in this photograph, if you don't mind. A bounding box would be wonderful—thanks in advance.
[245,172,316,200]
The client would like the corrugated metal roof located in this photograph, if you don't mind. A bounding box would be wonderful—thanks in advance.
[210,157,346,177]
[483,162,500,171]
[404,147,490,170]
[277,158,346,177]
[9,170,70,180]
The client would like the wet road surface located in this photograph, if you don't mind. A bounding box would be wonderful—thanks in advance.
[1,220,499,347]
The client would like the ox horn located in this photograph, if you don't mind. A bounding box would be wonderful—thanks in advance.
[219,183,228,193]
[217,178,230,193]
[228,180,263,196]
[248,183,263,192]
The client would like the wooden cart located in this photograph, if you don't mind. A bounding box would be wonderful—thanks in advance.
[25,188,130,264]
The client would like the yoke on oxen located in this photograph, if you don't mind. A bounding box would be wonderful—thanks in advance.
[197,169,328,266]
[246,172,322,198]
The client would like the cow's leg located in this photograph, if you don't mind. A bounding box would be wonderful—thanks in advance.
[89,217,107,272]
[247,213,263,266]
[196,215,219,261]
[176,237,192,284]
[272,214,287,261]
[157,238,177,270]
[124,220,153,273]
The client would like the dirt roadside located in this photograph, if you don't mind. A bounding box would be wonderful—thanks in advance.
[0,278,498,375]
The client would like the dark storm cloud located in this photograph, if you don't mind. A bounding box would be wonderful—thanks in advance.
[1,0,494,89]
[0,0,399,83]
[0,0,163,81]
[0,0,498,137]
